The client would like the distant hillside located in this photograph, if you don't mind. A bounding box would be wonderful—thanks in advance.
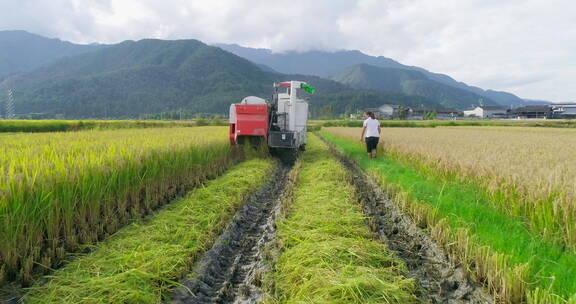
[0,30,104,78]
[215,43,538,107]
[215,43,405,77]
[9,38,441,118]
[331,64,499,109]
[11,39,271,117]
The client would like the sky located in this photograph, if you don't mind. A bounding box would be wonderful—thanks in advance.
[1,0,575,102]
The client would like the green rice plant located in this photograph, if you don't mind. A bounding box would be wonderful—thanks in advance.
[319,130,576,303]
[23,158,274,303]
[0,119,203,133]
[263,134,417,304]
[0,127,236,286]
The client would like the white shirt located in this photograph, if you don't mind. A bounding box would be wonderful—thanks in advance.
[363,118,380,138]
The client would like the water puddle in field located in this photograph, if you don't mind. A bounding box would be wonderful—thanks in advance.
[168,158,296,304]
[325,140,493,304]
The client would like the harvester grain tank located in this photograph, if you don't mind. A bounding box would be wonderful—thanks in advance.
[229,81,313,150]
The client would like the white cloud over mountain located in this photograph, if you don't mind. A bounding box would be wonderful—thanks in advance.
[1,0,574,101]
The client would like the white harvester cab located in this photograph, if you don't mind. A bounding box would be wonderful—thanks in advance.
[268,81,310,150]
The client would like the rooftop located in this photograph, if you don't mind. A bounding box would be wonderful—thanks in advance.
[479,106,506,111]
[512,106,551,112]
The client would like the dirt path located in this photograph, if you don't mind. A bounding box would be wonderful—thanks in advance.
[326,142,493,304]
[169,159,295,304]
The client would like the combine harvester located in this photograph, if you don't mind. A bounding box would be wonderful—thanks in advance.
[228,80,313,152]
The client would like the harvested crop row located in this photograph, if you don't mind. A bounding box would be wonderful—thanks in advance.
[320,130,576,303]
[0,127,235,286]
[170,159,297,303]
[263,134,417,304]
[23,158,274,304]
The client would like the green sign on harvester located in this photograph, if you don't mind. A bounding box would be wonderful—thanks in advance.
[301,83,315,94]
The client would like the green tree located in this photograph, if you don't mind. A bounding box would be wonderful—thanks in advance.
[424,111,437,120]
[397,105,408,120]
[320,105,335,119]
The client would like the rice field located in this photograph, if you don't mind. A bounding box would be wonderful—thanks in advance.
[317,119,576,129]
[6,123,576,303]
[1,130,427,303]
[24,159,274,303]
[326,126,576,248]
[0,127,235,285]
[321,127,576,303]
[0,119,226,133]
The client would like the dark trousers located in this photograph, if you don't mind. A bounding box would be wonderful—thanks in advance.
[365,136,379,152]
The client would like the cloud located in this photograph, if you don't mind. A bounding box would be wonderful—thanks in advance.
[0,0,575,101]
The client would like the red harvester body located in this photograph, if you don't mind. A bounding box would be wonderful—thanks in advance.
[229,104,269,146]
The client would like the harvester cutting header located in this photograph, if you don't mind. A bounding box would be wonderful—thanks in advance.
[229,81,314,151]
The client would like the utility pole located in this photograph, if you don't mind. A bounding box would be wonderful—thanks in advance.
[5,88,15,119]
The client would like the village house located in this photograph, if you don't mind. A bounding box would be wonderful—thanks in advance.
[409,107,459,120]
[364,104,405,119]
[511,106,551,119]
[363,108,383,119]
[357,103,576,121]
[551,104,576,119]
[463,106,507,118]
[378,104,403,118]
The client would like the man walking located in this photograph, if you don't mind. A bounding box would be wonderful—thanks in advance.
[360,111,381,158]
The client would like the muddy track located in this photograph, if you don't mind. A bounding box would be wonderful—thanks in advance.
[324,140,493,304]
[169,159,295,304]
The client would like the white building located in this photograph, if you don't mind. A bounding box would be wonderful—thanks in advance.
[551,104,576,119]
[378,104,402,118]
[463,106,507,119]
[364,104,403,119]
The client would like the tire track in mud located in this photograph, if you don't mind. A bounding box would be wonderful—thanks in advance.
[324,140,493,304]
[169,159,296,304]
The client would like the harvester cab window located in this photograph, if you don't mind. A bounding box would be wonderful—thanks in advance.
[295,87,308,99]
[276,87,288,94]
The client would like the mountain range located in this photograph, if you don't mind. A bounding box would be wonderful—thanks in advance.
[0,30,550,119]
[216,43,546,108]
[3,32,436,118]
[330,64,501,109]
[0,30,105,78]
